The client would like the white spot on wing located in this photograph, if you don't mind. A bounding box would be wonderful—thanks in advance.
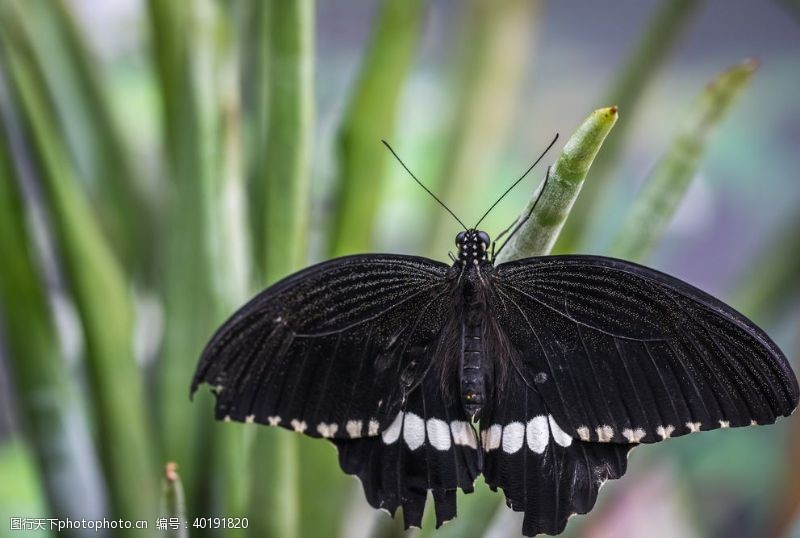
[426,419,451,451]
[245,415,255,424]
[403,413,425,450]
[622,428,646,443]
[368,419,380,436]
[548,415,572,447]
[656,425,675,440]
[317,423,338,438]
[291,419,307,433]
[451,421,477,449]
[502,422,525,454]
[750,419,758,426]
[719,420,730,428]
[223,415,231,422]
[346,420,362,438]
[484,424,502,451]
[267,416,281,426]
[381,412,403,444]
[577,426,590,441]
[596,425,614,442]
[686,421,701,432]
[526,416,549,454]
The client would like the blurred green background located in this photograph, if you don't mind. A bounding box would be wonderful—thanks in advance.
[0,0,799,537]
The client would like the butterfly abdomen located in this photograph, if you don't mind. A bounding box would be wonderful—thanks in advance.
[460,273,490,419]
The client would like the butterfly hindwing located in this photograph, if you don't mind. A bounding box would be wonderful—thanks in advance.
[481,370,633,536]
[492,255,799,445]
[334,369,480,528]
[192,255,452,439]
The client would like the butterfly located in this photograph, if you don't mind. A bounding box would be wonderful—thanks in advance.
[191,138,799,536]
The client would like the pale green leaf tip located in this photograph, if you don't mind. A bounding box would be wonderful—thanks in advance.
[497,106,618,262]
[556,106,618,180]
[162,462,188,537]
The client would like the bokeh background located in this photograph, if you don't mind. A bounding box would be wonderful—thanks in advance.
[0,0,799,537]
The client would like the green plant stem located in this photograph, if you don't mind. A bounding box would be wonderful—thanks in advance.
[0,8,157,526]
[243,0,270,268]
[206,3,254,530]
[249,2,314,537]
[148,0,221,515]
[0,92,102,526]
[556,0,702,252]
[429,0,540,257]
[496,107,619,263]
[328,0,425,257]
[610,60,757,262]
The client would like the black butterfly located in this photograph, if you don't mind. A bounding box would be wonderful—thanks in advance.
[191,141,798,536]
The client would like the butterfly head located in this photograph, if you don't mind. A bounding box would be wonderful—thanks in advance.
[456,229,491,265]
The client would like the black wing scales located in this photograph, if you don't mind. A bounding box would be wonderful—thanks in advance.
[481,371,632,536]
[493,255,799,446]
[333,370,480,529]
[191,255,451,439]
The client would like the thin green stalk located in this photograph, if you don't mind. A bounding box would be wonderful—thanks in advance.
[328,0,425,257]
[430,0,540,257]
[13,0,153,277]
[496,107,619,263]
[162,463,188,538]
[556,0,703,252]
[610,60,757,262]
[0,7,157,526]
[0,89,102,526]
[250,2,314,537]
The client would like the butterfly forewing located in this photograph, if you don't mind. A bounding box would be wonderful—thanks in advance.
[491,255,799,445]
[192,254,452,438]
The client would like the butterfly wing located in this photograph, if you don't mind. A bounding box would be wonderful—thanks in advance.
[191,254,452,439]
[480,371,632,536]
[492,255,799,445]
[334,368,480,529]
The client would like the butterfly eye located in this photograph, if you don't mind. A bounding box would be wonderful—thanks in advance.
[477,231,490,247]
[455,231,467,246]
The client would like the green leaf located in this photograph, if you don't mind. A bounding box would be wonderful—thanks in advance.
[609,59,757,262]
[14,0,154,277]
[555,0,703,252]
[0,98,102,524]
[429,0,541,257]
[496,106,619,263]
[0,441,48,530]
[731,212,800,322]
[0,4,158,525]
[328,0,425,257]
[148,0,231,516]
[249,2,314,537]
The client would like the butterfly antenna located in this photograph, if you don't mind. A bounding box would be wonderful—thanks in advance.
[382,140,468,231]
[473,133,559,229]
